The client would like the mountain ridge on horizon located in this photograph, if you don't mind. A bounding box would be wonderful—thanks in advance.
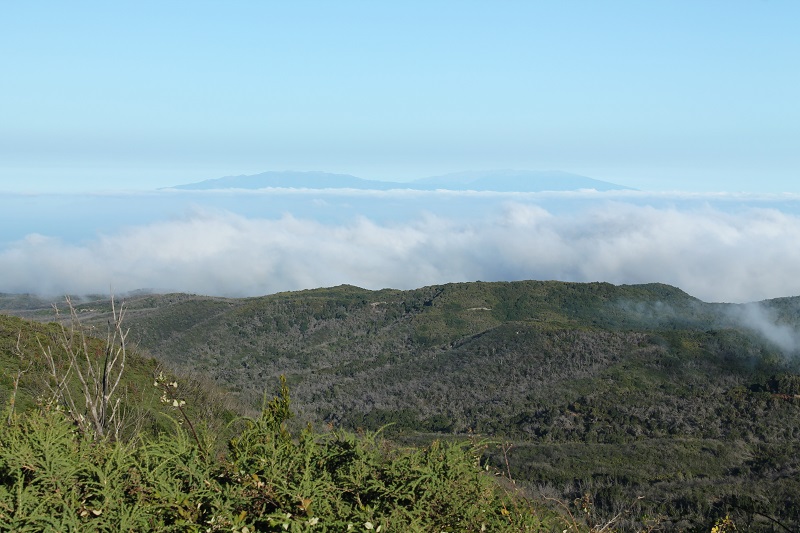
[168,169,634,193]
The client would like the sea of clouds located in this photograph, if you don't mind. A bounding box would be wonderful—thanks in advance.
[3,188,800,303]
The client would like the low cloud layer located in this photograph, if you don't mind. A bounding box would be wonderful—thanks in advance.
[2,201,800,303]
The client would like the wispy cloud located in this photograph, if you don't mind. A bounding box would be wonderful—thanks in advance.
[727,303,800,353]
[2,198,800,303]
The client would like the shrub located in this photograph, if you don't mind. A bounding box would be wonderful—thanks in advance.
[0,379,554,532]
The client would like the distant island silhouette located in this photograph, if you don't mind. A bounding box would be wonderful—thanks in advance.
[169,170,633,193]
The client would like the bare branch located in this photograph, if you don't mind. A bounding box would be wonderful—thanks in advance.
[38,295,130,440]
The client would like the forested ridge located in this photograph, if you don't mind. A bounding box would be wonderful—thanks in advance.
[3,280,800,530]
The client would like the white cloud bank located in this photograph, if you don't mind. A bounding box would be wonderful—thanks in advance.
[2,202,800,303]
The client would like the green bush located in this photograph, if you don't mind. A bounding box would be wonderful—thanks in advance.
[0,379,554,532]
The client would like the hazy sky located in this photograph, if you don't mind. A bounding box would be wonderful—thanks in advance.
[2,1,798,193]
[3,2,800,303]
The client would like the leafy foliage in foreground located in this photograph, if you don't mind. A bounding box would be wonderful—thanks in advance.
[0,379,554,532]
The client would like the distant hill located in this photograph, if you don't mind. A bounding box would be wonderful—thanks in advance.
[168,170,633,192]
[169,171,400,191]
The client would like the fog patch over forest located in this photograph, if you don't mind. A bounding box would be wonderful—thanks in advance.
[727,302,800,356]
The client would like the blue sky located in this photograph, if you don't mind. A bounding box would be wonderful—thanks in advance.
[2,1,798,193]
[3,2,800,303]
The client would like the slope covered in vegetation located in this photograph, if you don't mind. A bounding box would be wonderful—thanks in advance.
[0,311,560,531]
[0,311,243,440]
[3,280,800,530]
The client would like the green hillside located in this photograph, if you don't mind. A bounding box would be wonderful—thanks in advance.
[0,310,556,531]
[3,280,800,530]
[0,312,244,440]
